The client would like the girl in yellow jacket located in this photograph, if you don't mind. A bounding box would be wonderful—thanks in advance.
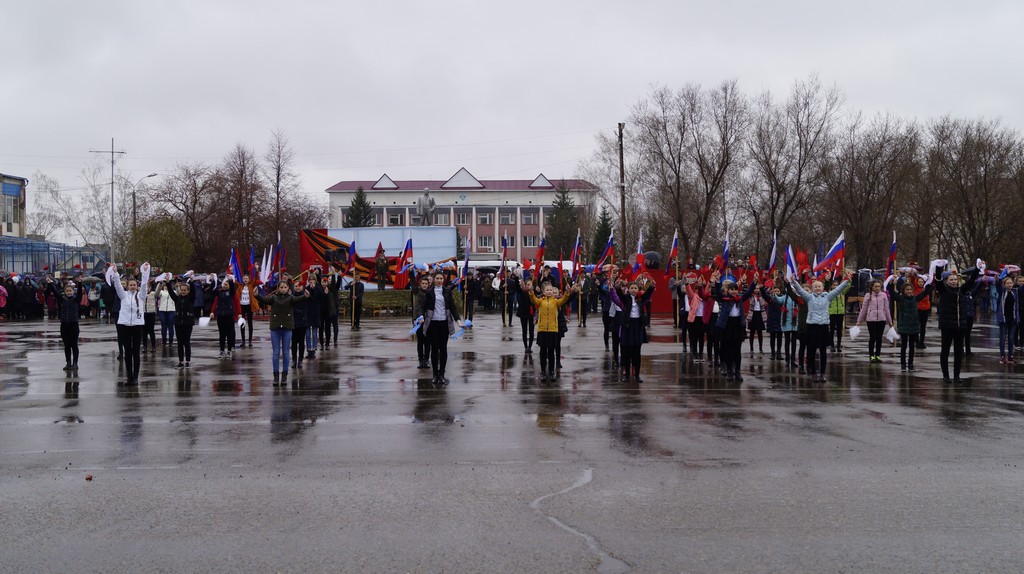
[523,278,580,382]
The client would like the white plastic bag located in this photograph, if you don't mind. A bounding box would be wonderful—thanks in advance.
[885,326,899,343]
[198,317,211,328]
[237,317,247,329]
[848,325,861,340]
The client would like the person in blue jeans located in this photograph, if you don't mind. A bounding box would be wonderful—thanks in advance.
[256,280,307,386]
[996,275,1021,364]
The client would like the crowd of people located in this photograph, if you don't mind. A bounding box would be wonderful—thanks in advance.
[4,254,1023,388]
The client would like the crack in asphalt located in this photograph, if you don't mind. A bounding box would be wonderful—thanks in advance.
[530,468,631,574]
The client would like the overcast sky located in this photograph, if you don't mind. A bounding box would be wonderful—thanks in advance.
[3,0,1022,209]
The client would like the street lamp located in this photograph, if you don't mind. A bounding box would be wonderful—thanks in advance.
[127,173,159,233]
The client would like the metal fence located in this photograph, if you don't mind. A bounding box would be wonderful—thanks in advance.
[0,236,106,276]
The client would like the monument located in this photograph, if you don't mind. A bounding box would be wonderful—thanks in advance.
[416,188,436,226]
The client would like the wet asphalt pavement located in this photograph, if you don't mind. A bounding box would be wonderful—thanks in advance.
[2,312,1024,573]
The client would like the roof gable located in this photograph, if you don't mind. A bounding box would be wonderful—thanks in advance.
[441,167,484,189]
[372,173,398,190]
[528,174,553,189]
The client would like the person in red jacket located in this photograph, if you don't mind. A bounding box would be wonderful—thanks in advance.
[910,267,932,349]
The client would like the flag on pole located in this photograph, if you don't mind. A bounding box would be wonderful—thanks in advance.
[228,248,243,282]
[664,229,680,277]
[632,230,645,275]
[535,235,546,266]
[499,233,508,280]
[814,231,845,272]
[459,237,471,292]
[393,237,414,290]
[557,251,565,290]
[721,231,730,272]
[886,230,897,277]
[569,229,582,281]
[595,232,614,268]
[785,244,797,281]
[346,239,358,272]
[248,246,257,278]
[766,229,778,276]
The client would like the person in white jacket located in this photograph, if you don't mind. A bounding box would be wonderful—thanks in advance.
[156,281,176,346]
[109,262,151,385]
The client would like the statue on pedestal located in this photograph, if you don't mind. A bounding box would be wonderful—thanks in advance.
[416,188,436,226]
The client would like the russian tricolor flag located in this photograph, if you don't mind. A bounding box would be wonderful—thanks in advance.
[228,248,243,282]
[886,231,897,277]
[346,239,358,271]
[499,233,508,279]
[569,229,582,281]
[814,231,845,272]
[766,229,778,276]
[664,229,679,277]
[632,230,644,275]
[785,244,797,280]
[595,232,614,268]
[721,231,730,272]
[535,235,546,266]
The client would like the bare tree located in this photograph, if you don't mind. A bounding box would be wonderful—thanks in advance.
[25,171,65,239]
[818,113,921,269]
[263,129,299,232]
[222,143,266,251]
[746,75,844,246]
[926,116,1024,264]
[150,163,226,269]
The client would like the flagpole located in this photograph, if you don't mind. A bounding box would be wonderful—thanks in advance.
[350,264,356,329]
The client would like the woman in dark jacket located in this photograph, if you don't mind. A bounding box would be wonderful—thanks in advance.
[763,283,784,361]
[609,276,656,383]
[712,272,758,382]
[304,274,324,359]
[411,274,432,369]
[168,279,197,368]
[290,282,312,370]
[516,272,536,353]
[894,280,933,372]
[209,277,240,360]
[933,263,980,384]
[255,280,307,385]
[419,271,462,385]
[49,277,83,371]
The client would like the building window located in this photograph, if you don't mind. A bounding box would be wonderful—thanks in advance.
[478,212,493,225]
[522,212,537,225]
[456,212,469,225]
[372,213,383,226]
[389,213,404,226]
[477,236,493,252]
[523,235,538,248]
[1,196,16,224]
[499,212,515,225]
[434,212,449,226]
[506,235,516,248]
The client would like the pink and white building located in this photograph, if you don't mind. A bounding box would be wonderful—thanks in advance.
[326,167,597,261]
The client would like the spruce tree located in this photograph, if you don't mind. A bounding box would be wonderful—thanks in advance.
[545,181,578,258]
[591,205,614,263]
[343,186,375,228]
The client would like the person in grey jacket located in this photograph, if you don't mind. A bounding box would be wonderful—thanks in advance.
[788,270,852,383]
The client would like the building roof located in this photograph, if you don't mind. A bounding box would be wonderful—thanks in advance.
[326,167,596,193]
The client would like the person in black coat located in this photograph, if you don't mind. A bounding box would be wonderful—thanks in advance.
[48,277,83,371]
[933,261,980,384]
[419,271,462,385]
[168,279,197,367]
[344,270,366,330]
[516,272,536,353]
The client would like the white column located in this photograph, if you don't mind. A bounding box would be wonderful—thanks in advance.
[493,207,499,257]
[515,206,522,262]
[471,206,477,254]
[382,207,388,228]
[405,207,411,227]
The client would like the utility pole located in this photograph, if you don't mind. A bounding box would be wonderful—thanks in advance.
[617,123,626,256]
[90,138,126,266]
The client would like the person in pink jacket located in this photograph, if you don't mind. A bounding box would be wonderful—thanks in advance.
[856,280,893,362]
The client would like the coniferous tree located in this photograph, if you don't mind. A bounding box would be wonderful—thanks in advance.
[590,205,614,263]
[545,181,578,258]
[344,186,375,228]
